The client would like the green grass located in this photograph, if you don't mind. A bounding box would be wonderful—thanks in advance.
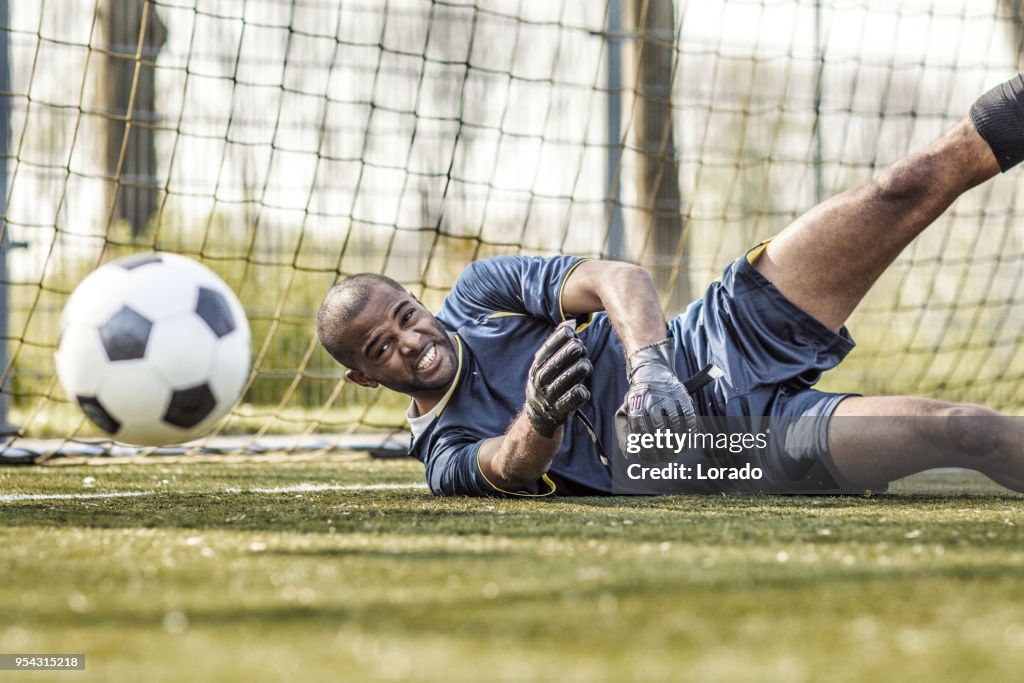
[1,459,1023,682]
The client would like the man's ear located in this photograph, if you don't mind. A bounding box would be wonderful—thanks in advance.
[346,369,379,389]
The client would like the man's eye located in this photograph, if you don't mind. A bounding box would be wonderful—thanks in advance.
[402,310,414,323]
[377,343,390,358]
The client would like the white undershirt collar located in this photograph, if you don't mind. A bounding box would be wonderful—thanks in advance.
[406,335,462,443]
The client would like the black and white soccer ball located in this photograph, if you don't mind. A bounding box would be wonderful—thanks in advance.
[56,253,251,446]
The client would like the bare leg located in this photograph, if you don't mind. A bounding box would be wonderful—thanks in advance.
[755,119,1001,331]
[829,396,1024,493]
[751,94,1023,492]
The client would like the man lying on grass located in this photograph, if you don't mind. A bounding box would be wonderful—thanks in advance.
[317,75,1024,498]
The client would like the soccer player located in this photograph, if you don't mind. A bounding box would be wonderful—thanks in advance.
[317,75,1024,497]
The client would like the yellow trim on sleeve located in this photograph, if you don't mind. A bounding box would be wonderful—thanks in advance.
[475,440,558,497]
[558,258,593,332]
[486,311,526,319]
[746,239,773,264]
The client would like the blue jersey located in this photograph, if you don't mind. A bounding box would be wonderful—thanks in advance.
[408,253,859,497]
[408,255,627,496]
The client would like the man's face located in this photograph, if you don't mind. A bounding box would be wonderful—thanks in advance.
[344,287,457,397]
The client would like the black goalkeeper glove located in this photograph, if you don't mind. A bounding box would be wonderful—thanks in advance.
[615,338,697,463]
[525,321,593,438]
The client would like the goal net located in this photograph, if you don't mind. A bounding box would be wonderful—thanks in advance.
[3,0,1024,455]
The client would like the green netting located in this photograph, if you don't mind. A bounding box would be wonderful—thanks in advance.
[2,0,1023,446]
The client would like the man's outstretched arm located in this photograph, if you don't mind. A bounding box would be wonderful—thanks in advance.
[561,260,668,355]
[563,260,699,461]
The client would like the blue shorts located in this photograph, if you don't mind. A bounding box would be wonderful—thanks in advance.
[668,248,864,493]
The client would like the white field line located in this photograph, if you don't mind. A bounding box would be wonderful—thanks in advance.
[0,491,156,502]
[0,482,428,502]
[228,483,428,494]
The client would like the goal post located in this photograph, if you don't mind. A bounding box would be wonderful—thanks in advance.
[2,0,1024,454]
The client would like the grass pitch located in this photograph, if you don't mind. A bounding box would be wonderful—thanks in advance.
[2,458,1023,683]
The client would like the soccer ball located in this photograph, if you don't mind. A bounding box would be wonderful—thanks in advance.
[56,253,251,446]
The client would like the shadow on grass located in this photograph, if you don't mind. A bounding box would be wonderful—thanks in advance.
[1,489,1023,549]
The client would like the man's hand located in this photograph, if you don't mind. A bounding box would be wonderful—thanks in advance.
[615,338,696,463]
[525,321,592,438]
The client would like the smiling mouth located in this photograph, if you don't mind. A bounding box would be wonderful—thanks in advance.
[416,344,438,371]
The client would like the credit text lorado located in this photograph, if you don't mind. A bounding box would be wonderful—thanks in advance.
[625,462,764,481]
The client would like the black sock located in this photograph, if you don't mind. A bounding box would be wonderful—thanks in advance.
[970,74,1024,172]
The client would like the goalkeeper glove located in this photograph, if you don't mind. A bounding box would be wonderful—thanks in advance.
[525,321,593,438]
[615,338,696,463]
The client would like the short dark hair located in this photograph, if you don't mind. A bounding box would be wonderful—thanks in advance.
[317,273,406,368]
